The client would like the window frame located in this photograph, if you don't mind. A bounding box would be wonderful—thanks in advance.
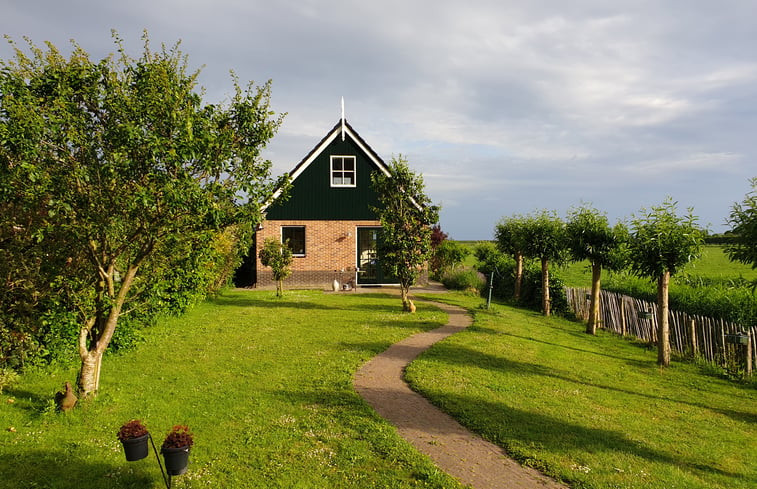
[330,155,357,188]
[281,226,306,257]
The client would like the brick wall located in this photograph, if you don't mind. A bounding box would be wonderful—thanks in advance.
[255,219,381,289]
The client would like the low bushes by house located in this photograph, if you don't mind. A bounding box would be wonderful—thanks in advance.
[441,269,486,293]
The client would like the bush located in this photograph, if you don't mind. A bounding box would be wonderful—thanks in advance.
[604,272,757,326]
[441,269,486,293]
[430,240,470,280]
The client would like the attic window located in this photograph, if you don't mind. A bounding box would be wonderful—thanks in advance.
[331,155,356,187]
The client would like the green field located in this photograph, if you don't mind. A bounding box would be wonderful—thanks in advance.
[2,289,755,489]
[409,293,757,489]
[456,242,757,288]
[0,291,462,489]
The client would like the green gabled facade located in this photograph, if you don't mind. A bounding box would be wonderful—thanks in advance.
[265,120,389,220]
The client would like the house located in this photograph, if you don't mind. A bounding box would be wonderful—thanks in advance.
[237,117,422,289]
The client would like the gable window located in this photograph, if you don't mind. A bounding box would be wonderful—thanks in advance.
[331,155,356,187]
[282,226,305,256]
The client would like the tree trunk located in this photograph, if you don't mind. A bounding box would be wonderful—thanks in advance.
[400,285,411,312]
[77,263,140,398]
[78,350,103,395]
[514,252,523,301]
[276,279,283,297]
[541,257,550,316]
[586,263,602,335]
[657,270,671,367]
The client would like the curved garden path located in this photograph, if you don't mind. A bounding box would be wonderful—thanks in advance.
[354,298,567,489]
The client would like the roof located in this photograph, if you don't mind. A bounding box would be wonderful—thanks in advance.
[264,119,390,209]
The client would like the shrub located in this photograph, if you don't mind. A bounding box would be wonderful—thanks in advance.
[430,240,470,279]
[441,269,485,293]
[0,368,19,394]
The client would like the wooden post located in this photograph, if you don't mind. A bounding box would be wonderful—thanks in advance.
[746,331,753,378]
[620,297,626,336]
[688,318,698,358]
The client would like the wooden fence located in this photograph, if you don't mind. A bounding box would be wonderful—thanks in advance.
[566,287,755,375]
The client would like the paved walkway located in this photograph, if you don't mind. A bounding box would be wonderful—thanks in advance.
[354,299,567,489]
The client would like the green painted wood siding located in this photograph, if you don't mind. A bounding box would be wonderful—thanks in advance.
[265,135,383,220]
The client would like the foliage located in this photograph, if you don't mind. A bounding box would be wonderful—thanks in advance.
[0,367,19,394]
[258,237,293,297]
[0,33,283,393]
[726,177,757,270]
[117,419,149,441]
[565,205,628,270]
[371,155,440,310]
[473,241,510,275]
[430,240,470,280]
[0,290,462,488]
[430,224,448,248]
[628,199,703,280]
[604,272,757,328]
[441,269,485,293]
[406,293,757,489]
[162,424,194,449]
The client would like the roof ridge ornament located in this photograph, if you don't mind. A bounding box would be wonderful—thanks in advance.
[341,96,345,141]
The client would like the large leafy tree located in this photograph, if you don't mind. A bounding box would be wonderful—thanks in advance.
[0,34,284,396]
[521,210,567,316]
[494,215,529,301]
[726,177,757,271]
[566,205,628,334]
[371,155,439,312]
[628,199,703,367]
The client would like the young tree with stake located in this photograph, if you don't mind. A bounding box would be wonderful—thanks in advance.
[628,199,703,366]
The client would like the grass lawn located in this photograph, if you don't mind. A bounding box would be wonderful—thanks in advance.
[0,290,464,489]
[408,293,757,489]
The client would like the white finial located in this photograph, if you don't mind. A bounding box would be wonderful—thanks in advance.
[341,97,345,141]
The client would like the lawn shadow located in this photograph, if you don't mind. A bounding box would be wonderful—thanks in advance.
[408,388,745,481]
[421,342,757,425]
[208,294,336,310]
[0,449,156,488]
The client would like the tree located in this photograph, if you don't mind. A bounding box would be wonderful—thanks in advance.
[521,211,567,316]
[494,215,529,301]
[258,238,293,297]
[726,177,757,270]
[566,205,628,334]
[0,34,284,396]
[430,224,448,249]
[628,199,703,366]
[371,155,439,312]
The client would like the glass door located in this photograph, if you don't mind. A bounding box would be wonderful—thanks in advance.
[357,227,380,284]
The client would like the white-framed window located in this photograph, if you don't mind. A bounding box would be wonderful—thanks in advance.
[281,226,306,256]
[331,155,356,187]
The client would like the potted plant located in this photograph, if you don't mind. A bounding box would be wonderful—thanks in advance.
[161,425,194,476]
[117,419,150,462]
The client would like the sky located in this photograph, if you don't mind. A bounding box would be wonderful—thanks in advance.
[3,1,756,239]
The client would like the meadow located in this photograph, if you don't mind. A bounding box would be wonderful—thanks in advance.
[0,291,462,489]
[1,288,755,489]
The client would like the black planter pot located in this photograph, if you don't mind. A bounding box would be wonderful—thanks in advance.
[121,434,149,462]
[161,446,190,475]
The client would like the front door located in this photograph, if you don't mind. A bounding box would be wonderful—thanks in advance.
[357,227,396,284]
